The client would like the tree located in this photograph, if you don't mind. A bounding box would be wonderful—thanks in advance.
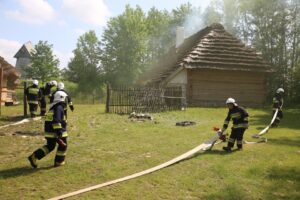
[65,30,102,94]
[101,5,148,86]
[25,41,60,83]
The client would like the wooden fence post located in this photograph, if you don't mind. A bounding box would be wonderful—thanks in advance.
[0,64,2,116]
[105,84,110,113]
[23,81,27,117]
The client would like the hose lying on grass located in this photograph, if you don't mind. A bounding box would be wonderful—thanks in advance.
[244,108,278,144]
[0,117,42,130]
[48,134,221,200]
[48,109,279,200]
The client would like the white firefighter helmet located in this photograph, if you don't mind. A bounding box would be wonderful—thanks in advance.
[226,97,237,106]
[276,88,284,93]
[32,79,39,86]
[49,91,68,109]
[50,80,57,86]
[57,82,65,90]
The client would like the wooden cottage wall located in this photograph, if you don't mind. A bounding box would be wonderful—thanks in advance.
[187,69,267,107]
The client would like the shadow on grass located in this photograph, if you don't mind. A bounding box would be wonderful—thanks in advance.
[263,166,300,199]
[0,165,54,180]
[0,115,24,123]
[13,131,42,137]
[250,109,300,130]
[177,148,240,165]
[268,136,300,148]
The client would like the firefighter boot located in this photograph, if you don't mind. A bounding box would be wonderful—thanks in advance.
[28,154,38,168]
[222,146,232,152]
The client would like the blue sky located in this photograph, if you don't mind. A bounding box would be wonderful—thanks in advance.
[0,0,211,68]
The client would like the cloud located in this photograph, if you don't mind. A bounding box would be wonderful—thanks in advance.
[0,39,22,65]
[62,0,110,26]
[5,0,56,25]
[54,50,73,69]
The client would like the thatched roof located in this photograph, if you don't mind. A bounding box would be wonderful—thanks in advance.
[0,56,21,86]
[143,23,273,85]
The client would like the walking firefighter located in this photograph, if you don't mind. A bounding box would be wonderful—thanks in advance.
[28,90,69,168]
[218,98,249,152]
[50,82,74,117]
[39,80,57,116]
[271,88,284,127]
[25,80,41,118]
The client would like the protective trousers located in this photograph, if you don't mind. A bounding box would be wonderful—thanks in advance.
[39,97,47,116]
[33,137,68,165]
[227,128,245,149]
[272,110,283,127]
[29,103,38,118]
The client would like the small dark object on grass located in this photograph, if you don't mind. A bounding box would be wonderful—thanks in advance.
[176,121,196,126]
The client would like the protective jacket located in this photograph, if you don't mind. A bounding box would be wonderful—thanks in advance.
[273,93,283,110]
[25,85,41,104]
[44,103,67,138]
[222,105,249,131]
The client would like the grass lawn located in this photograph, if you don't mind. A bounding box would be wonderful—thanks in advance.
[0,104,299,200]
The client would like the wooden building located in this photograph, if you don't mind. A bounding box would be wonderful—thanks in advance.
[14,41,35,78]
[0,56,21,105]
[142,23,273,107]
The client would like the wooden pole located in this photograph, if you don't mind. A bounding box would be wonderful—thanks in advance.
[105,84,110,113]
[0,64,2,116]
[23,81,28,117]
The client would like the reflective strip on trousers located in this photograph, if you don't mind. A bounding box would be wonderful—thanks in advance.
[56,150,67,156]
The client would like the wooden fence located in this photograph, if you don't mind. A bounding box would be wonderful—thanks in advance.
[106,85,186,114]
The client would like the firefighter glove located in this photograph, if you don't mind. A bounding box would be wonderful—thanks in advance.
[70,105,74,112]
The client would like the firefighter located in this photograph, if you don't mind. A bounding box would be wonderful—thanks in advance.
[271,88,284,127]
[39,80,57,116]
[28,90,69,168]
[218,98,249,152]
[25,80,41,118]
[50,82,74,118]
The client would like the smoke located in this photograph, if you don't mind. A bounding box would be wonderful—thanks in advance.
[182,9,205,38]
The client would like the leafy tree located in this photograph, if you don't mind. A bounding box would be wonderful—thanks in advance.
[25,40,60,83]
[65,30,102,94]
[101,5,148,86]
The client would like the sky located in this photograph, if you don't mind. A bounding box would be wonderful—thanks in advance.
[0,0,212,68]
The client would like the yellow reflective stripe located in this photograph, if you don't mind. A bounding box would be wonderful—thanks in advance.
[69,102,73,105]
[224,120,229,125]
[40,146,49,155]
[61,132,68,137]
[56,151,67,156]
[233,123,248,128]
[53,123,62,129]
[29,88,39,94]
[44,132,56,138]
[228,138,235,143]
[237,140,243,144]
[231,113,241,118]
[28,101,39,104]
[45,112,54,121]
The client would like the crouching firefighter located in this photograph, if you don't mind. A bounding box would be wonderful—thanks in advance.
[28,91,69,168]
[271,88,284,127]
[218,98,249,152]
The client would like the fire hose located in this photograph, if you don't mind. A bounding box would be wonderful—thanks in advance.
[0,116,41,130]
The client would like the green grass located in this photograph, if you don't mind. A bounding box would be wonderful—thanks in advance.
[0,105,299,200]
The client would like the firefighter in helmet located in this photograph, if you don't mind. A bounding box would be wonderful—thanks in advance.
[271,88,284,127]
[219,98,249,152]
[28,90,69,168]
[25,79,41,118]
[39,80,57,116]
[50,82,74,118]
